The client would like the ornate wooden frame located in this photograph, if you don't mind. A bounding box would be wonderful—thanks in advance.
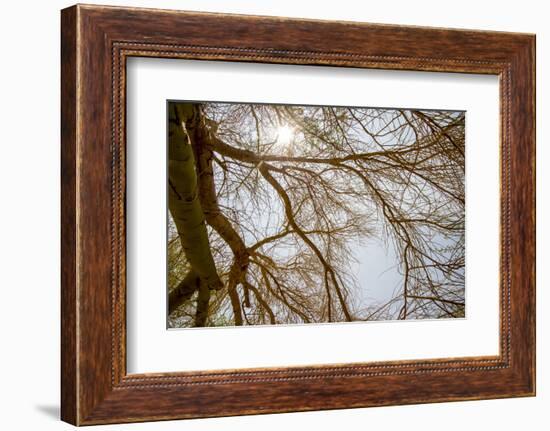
[61,4,536,425]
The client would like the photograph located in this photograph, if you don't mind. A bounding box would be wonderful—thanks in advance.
[167,101,466,328]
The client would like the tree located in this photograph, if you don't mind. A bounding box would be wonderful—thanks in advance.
[168,101,465,328]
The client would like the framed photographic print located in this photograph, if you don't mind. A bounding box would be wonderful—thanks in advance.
[61,4,536,425]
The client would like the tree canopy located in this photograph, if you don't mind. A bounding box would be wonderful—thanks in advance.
[168,102,465,328]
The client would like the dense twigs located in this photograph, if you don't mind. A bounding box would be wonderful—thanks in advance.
[168,103,465,327]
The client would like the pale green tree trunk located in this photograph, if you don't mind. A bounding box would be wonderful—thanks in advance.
[168,104,222,317]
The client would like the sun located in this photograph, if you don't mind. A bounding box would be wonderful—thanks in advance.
[276,125,294,148]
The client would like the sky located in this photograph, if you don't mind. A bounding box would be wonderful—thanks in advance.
[350,237,403,315]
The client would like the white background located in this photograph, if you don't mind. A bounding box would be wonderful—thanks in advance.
[127,59,499,373]
[0,0,547,430]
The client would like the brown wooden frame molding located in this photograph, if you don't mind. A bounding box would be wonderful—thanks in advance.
[61,4,535,425]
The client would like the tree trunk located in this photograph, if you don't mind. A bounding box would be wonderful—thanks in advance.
[168,269,199,315]
[168,104,222,316]
[183,104,250,326]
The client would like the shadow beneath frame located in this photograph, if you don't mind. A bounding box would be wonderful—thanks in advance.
[35,404,60,420]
